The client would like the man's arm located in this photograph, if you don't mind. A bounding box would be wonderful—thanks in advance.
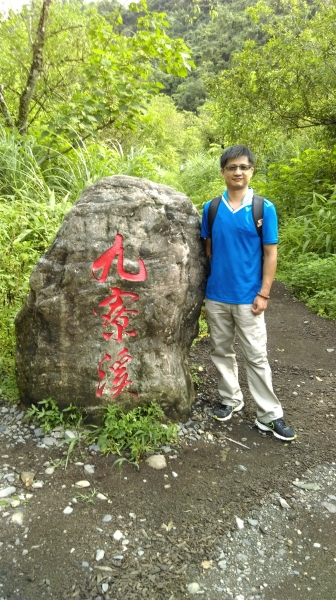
[252,243,277,315]
[205,238,212,260]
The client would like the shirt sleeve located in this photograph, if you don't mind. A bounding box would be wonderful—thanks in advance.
[200,202,210,238]
[262,201,278,244]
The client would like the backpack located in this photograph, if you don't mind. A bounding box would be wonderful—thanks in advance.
[208,194,264,240]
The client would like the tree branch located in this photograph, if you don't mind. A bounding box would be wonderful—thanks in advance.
[16,0,53,135]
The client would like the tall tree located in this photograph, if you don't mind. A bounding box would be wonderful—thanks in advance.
[207,0,336,145]
[0,0,193,145]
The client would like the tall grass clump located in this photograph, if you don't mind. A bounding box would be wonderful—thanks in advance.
[277,189,336,319]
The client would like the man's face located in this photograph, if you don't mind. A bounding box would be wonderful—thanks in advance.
[221,155,254,190]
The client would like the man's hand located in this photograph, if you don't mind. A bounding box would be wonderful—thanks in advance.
[252,295,268,315]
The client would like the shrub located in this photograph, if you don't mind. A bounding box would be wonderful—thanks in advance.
[279,254,336,319]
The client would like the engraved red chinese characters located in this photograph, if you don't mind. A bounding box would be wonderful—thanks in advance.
[98,287,139,342]
[109,348,138,398]
[96,353,112,398]
[91,234,147,283]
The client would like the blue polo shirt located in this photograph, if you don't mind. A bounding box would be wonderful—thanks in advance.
[200,189,278,304]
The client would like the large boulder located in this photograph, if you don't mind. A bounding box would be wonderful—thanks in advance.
[15,175,206,420]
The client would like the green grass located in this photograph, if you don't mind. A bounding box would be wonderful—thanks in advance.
[92,402,178,467]
[26,398,84,433]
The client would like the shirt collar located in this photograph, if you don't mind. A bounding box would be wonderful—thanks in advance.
[223,187,253,206]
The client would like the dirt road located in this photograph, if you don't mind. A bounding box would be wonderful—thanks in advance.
[0,281,335,600]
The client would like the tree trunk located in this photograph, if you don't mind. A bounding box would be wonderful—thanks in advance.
[0,84,14,129]
[16,0,53,135]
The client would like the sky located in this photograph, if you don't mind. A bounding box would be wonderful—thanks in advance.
[0,0,134,15]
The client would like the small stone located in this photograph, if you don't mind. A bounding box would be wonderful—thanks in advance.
[138,549,144,556]
[313,543,321,548]
[236,553,248,563]
[235,516,244,529]
[64,430,77,440]
[146,455,167,470]
[11,512,24,525]
[113,530,124,541]
[187,582,200,594]
[292,481,321,491]
[96,493,108,501]
[96,549,104,561]
[20,472,35,486]
[45,467,55,476]
[16,411,25,421]
[238,465,247,472]
[84,464,95,475]
[102,514,112,523]
[75,480,90,488]
[161,446,171,453]
[63,506,73,515]
[22,549,28,556]
[327,348,334,353]
[102,583,109,592]
[88,444,100,452]
[279,497,291,509]
[42,436,57,446]
[321,502,336,514]
[32,481,44,489]
[218,560,227,570]
[0,486,16,499]
[10,500,20,508]
[82,561,89,568]
[172,471,178,478]
[34,428,44,437]
[247,519,259,527]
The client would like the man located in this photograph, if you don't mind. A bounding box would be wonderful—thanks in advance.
[201,145,296,441]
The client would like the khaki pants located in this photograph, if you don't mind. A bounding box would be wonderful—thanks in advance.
[205,298,283,423]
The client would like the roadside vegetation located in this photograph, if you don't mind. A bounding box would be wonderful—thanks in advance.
[0,0,335,407]
[25,398,177,467]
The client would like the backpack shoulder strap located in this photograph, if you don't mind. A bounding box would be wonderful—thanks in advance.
[252,194,264,238]
[208,196,221,238]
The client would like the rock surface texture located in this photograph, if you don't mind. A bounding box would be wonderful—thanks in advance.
[15,175,206,420]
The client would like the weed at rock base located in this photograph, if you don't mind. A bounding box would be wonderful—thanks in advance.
[91,402,178,468]
[26,398,84,433]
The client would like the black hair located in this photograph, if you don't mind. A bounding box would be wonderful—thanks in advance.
[220,145,254,169]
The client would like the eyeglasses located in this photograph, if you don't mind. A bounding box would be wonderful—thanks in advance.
[224,164,252,172]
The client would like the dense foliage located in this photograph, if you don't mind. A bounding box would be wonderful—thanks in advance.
[0,0,335,403]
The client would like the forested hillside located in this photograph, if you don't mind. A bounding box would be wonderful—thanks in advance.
[0,0,335,402]
[100,0,267,111]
